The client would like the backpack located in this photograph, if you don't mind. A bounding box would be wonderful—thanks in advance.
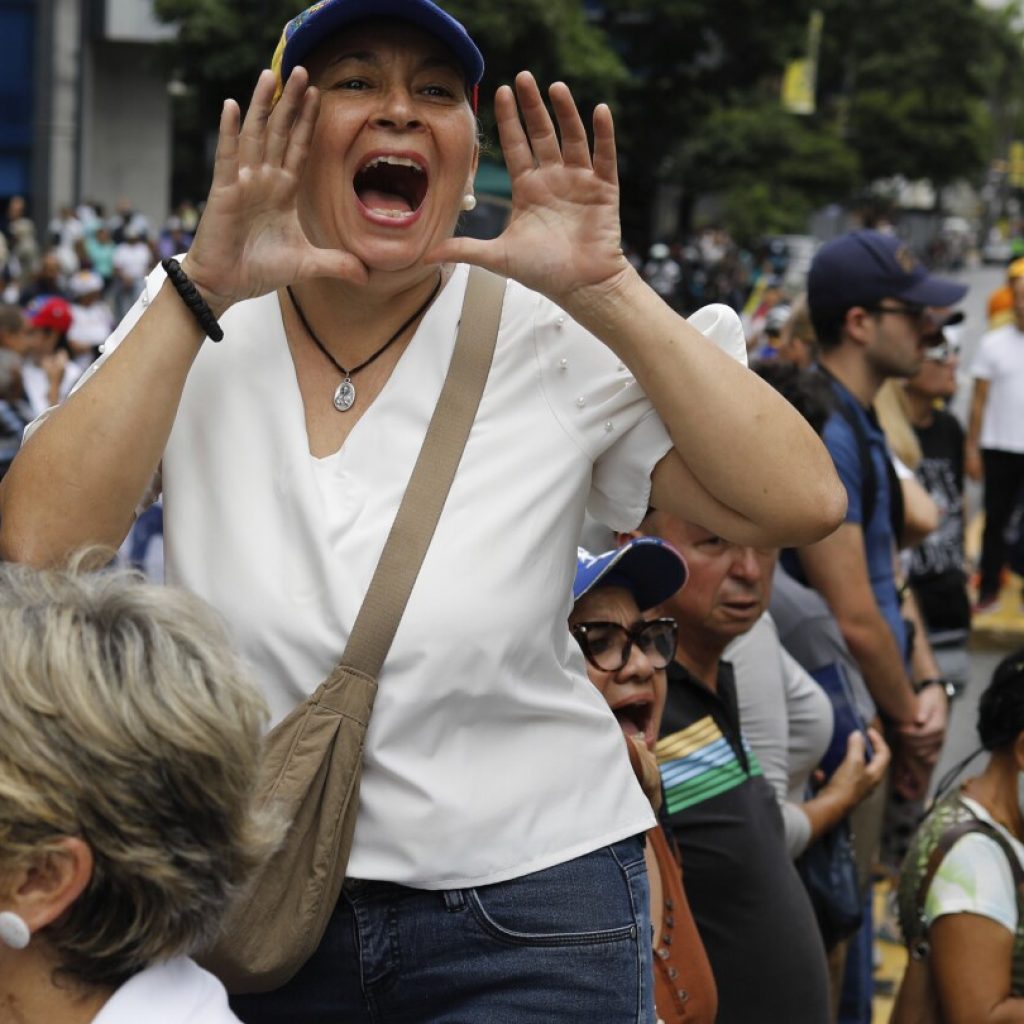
[822,375,906,545]
[892,792,1024,1023]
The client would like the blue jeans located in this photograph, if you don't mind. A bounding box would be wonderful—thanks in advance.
[230,835,654,1023]
[838,892,873,1024]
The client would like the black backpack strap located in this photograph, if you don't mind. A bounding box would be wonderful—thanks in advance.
[831,398,877,529]
[821,371,907,545]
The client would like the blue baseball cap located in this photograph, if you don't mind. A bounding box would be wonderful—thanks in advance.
[574,538,687,612]
[808,230,967,319]
[272,0,484,105]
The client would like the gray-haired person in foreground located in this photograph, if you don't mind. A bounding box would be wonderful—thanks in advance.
[0,559,282,1023]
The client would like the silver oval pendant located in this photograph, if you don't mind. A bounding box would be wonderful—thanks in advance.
[333,379,356,412]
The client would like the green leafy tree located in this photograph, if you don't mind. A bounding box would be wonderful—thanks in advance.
[816,0,1015,193]
[593,0,819,240]
[682,99,859,245]
[154,0,1024,246]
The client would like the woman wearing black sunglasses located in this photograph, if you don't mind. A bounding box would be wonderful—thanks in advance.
[570,538,716,1024]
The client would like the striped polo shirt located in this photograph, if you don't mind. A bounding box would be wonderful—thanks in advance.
[657,659,830,1024]
[658,702,763,816]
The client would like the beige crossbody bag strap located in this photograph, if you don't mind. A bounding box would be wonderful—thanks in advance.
[204,267,506,994]
[337,265,506,679]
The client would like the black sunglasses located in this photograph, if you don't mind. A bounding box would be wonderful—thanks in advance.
[571,617,678,673]
[863,303,929,328]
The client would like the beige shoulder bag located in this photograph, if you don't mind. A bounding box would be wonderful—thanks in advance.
[202,267,506,993]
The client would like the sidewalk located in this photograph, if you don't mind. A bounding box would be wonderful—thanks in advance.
[872,878,904,1023]
[970,569,1024,645]
[966,512,1024,647]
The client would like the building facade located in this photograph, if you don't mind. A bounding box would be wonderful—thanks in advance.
[0,0,176,232]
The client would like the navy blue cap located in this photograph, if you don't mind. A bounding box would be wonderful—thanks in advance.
[574,538,687,612]
[808,230,967,319]
[274,0,484,97]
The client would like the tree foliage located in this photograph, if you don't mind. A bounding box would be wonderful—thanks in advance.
[154,0,1024,244]
[682,100,859,243]
[815,0,1006,189]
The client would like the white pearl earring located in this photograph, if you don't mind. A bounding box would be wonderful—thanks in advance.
[461,194,477,212]
[0,911,30,950]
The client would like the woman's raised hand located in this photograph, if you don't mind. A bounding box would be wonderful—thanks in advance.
[182,68,367,314]
[428,72,633,309]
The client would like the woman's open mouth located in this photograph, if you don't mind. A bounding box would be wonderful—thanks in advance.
[611,697,656,749]
[354,153,429,225]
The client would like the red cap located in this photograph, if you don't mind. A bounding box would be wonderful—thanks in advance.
[27,296,72,333]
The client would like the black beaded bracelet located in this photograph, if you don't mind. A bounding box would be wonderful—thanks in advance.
[161,257,225,342]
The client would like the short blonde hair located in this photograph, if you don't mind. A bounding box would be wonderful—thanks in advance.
[779,294,816,356]
[0,559,281,988]
[874,379,922,470]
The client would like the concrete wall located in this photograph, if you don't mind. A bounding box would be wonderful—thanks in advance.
[105,0,176,42]
[34,0,82,219]
[31,0,173,229]
[79,39,171,231]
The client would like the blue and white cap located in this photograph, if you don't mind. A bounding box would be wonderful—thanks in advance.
[574,537,687,611]
[272,0,484,106]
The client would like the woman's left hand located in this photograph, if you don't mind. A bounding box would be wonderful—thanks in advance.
[428,72,633,308]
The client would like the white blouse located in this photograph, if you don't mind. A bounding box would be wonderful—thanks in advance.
[92,958,239,1024]
[77,262,744,888]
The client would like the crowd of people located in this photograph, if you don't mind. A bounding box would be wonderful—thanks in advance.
[629,230,779,318]
[0,195,204,483]
[0,1,1023,1023]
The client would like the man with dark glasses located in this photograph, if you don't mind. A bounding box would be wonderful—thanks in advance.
[782,229,966,1022]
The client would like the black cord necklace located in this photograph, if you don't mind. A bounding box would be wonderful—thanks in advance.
[287,274,442,412]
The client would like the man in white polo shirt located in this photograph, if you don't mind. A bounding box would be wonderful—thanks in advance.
[967,257,1024,612]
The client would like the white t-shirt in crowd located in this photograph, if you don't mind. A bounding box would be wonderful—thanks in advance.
[92,958,240,1024]
[112,241,153,285]
[69,301,115,348]
[971,322,1024,453]
[924,795,1024,936]
[21,359,82,419]
[81,263,755,889]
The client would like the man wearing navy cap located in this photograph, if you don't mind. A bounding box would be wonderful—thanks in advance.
[792,230,965,788]
[781,229,966,1021]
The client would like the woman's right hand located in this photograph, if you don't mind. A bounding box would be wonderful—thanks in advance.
[824,727,891,810]
[181,67,368,316]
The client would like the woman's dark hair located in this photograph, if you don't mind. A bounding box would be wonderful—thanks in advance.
[751,360,835,437]
[978,647,1024,751]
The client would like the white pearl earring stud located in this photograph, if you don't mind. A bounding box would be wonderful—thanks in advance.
[461,194,477,212]
[0,911,30,950]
